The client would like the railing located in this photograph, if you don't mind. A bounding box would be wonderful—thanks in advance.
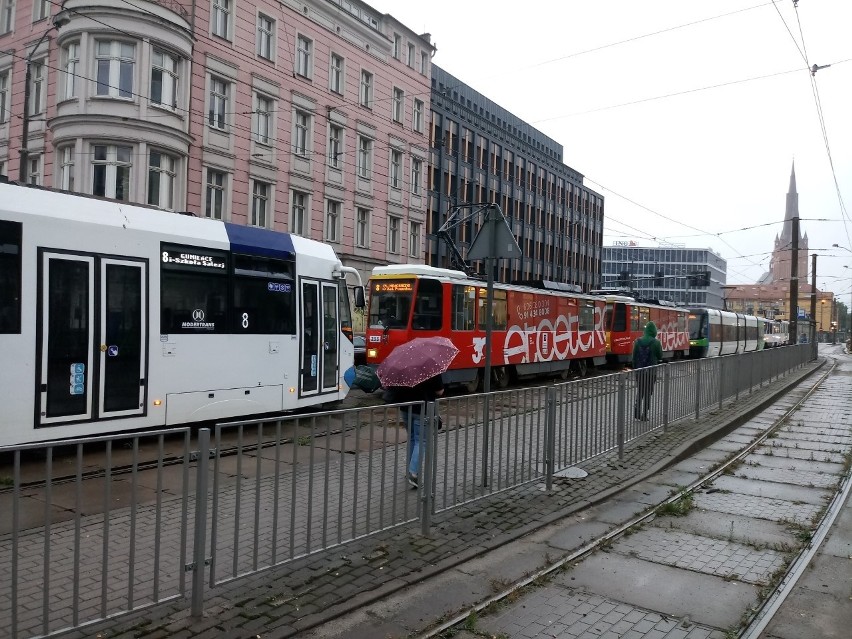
[0,344,813,637]
[0,429,192,639]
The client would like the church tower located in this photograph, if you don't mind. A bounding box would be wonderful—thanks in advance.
[764,162,808,284]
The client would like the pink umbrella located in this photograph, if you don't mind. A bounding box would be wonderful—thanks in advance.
[376,337,459,387]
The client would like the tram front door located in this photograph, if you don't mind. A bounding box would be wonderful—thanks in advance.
[37,252,147,427]
[299,279,340,398]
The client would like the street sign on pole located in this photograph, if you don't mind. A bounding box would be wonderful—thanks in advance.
[467,204,522,487]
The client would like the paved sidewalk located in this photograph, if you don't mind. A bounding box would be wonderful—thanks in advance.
[76,359,824,639]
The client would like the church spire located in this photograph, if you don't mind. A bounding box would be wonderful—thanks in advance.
[780,160,799,244]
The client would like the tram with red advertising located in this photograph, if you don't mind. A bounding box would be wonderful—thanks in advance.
[364,265,607,391]
[599,294,691,364]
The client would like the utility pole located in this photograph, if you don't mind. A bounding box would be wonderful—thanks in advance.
[809,254,817,353]
[789,215,799,344]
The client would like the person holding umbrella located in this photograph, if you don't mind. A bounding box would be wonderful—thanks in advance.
[377,337,458,489]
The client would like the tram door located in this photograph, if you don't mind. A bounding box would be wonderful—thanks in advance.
[38,253,147,426]
[299,280,340,397]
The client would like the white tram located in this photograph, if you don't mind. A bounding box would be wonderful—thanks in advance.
[0,183,364,446]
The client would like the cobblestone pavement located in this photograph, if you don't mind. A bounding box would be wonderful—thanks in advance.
[36,355,824,639]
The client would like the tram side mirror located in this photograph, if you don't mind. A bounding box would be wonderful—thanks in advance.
[353,285,365,309]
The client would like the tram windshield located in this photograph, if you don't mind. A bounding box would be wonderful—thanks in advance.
[368,279,414,329]
[688,312,707,340]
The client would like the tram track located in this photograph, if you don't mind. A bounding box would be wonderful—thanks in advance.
[419,357,847,639]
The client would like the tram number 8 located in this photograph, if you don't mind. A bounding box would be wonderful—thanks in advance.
[242,312,249,329]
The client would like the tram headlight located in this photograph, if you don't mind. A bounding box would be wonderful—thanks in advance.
[153,399,162,407]
[367,348,378,359]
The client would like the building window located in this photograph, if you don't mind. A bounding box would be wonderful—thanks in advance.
[251,180,270,227]
[420,51,428,75]
[325,200,340,243]
[58,146,74,191]
[0,71,7,123]
[212,0,230,39]
[34,0,48,21]
[356,207,370,248]
[393,33,401,59]
[96,41,134,98]
[254,94,272,145]
[60,42,79,101]
[1,0,13,33]
[296,35,312,78]
[257,14,274,60]
[407,43,415,68]
[392,87,403,123]
[150,49,178,109]
[208,77,228,130]
[293,109,310,156]
[359,70,372,108]
[92,144,131,201]
[357,136,372,179]
[388,216,400,254]
[291,190,308,235]
[413,99,424,133]
[328,124,342,168]
[28,156,41,186]
[29,61,44,115]
[390,149,402,189]
[329,54,343,94]
[409,220,421,258]
[205,169,226,219]
[411,157,422,195]
[148,150,176,210]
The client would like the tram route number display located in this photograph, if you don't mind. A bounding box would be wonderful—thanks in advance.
[373,281,413,293]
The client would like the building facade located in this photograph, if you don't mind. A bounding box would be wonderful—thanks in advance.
[426,66,604,290]
[0,0,433,285]
[601,245,727,308]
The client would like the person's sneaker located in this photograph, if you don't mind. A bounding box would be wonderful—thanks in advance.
[407,472,419,489]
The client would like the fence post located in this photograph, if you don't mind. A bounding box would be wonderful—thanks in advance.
[617,374,626,460]
[420,401,436,537]
[545,387,557,492]
[662,362,670,433]
[694,361,702,420]
[191,428,210,618]
[718,357,725,411]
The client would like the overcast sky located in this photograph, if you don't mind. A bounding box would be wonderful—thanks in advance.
[369,0,852,296]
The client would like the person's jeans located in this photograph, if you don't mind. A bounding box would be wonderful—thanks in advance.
[406,414,422,477]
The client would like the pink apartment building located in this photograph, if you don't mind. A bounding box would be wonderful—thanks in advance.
[0,0,434,285]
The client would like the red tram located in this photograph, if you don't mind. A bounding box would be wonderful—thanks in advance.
[364,265,607,390]
[600,294,690,364]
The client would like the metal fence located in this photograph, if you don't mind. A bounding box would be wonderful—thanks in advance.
[0,429,192,639]
[0,344,813,637]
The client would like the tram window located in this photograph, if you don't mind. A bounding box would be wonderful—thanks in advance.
[477,288,507,331]
[579,304,595,331]
[451,285,475,330]
[338,280,353,338]
[608,303,627,332]
[368,279,413,328]
[160,244,228,333]
[630,306,640,332]
[232,254,295,334]
[0,220,22,334]
[413,278,443,330]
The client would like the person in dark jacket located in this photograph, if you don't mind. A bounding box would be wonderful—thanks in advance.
[632,321,663,421]
[384,374,444,488]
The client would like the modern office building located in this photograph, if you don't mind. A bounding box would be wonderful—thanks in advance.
[425,65,604,290]
[0,0,433,286]
[601,244,727,308]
